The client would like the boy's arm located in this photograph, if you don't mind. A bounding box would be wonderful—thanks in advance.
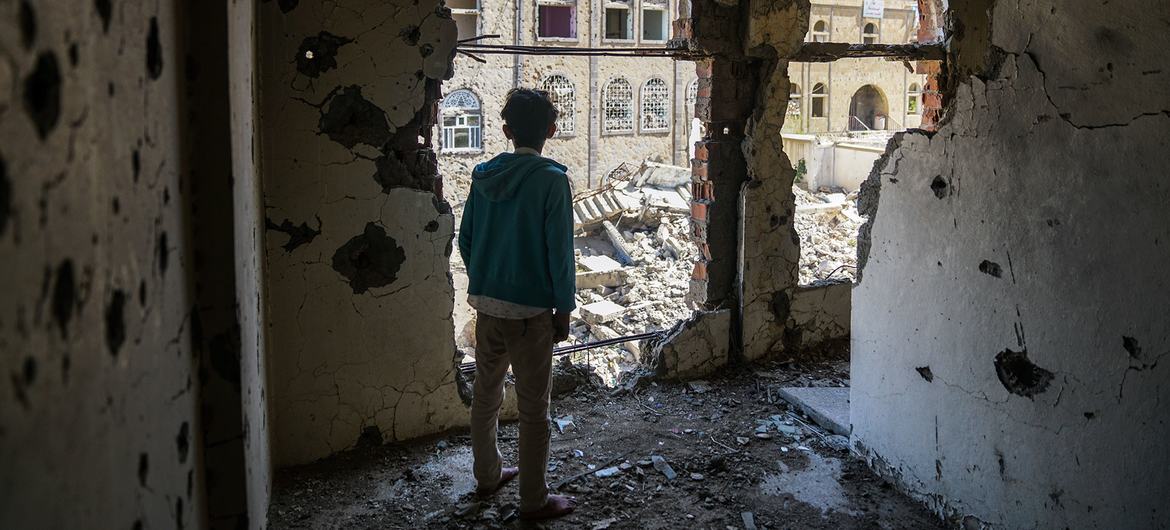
[457,189,475,270]
[545,174,576,314]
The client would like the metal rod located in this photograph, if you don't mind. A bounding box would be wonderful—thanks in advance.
[458,329,666,374]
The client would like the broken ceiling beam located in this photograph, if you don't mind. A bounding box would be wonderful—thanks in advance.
[602,220,636,266]
[790,42,945,63]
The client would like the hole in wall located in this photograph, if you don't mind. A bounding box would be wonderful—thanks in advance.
[146,17,163,80]
[95,0,112,33]
[993,348,1053,398]
[23,52,62,141]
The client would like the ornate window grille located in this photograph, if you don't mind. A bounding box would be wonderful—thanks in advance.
[541,75,576,136]
[641,77,670,132]
[788,84,802,116]
[603,77,634,133]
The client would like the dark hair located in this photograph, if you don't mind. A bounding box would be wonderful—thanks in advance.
[500,88,558,149]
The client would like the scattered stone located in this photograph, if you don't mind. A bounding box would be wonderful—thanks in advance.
[650,455,677,480]
[742,511,758,530]
[555,415,576,434]
[687,380,712,393]
[690,472,704,481]
[596,466,622,478]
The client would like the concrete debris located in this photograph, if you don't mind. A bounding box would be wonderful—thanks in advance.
[650,455,677,480]
[742,511,758,530]
[554,415,575,434]
[793,186,864,285]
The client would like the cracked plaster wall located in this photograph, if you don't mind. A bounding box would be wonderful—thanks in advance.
[738,0,811,361]
[229,0,272,527]
[788,281,850,349]
[0,1,207,528]
[851,1,1170,526]
[257,0,467,467]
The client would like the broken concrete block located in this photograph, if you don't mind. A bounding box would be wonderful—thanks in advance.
[650,455,677,480]
[575,269,629,290]
[580,300,627,325]
[580,255,623,272]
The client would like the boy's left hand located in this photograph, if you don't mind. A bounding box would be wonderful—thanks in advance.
[552,311,570,343]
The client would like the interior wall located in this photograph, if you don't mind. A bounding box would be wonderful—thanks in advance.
[851,0,1170,526]
[0,1,205,527]
[228,0,272,527]
[256,0,466,467]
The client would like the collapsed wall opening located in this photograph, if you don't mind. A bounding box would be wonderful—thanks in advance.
[439,1,705,386]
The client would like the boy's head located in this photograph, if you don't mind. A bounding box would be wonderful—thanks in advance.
[501,88,558,151]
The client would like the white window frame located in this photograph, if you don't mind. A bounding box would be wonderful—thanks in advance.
[440,89,483,153]
[602,77,634,135]
[448,0,481,42]
[640,77,670,133]
[862,21,879,44]
[907,82,921,114]
[536,0,579,42]
[541,74,577,137]
[811,20,829,42]
[602,1,634,42]
[811,82,827,118]
[640,2,670,43]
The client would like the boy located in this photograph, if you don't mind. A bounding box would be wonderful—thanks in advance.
[457,88,576,520]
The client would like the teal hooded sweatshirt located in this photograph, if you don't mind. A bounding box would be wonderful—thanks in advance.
[458,152,576,312]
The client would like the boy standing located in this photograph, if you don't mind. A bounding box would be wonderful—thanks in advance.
[457,88,577,520]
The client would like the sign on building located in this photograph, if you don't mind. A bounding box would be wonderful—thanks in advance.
[863,0,884,19]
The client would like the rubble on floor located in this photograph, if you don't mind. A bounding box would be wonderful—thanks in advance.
[267,358,945,529]
[794,186,863,285]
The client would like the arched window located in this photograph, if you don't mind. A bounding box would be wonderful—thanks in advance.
[685,78,699,123]
[603,77,634,133]
[811,20,829,42]
[440,89,482,152]
[811,83,827,118]
[907,83,921,114]
[862,22,878,44]
[788,84,801,116]
[641,77,670,132]
[541,74,576,136]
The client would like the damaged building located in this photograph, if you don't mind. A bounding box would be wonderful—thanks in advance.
[1,0,1167,528]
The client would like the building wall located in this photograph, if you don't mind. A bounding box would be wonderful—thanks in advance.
[785,0,925,134]
[851,0,1170,526]
[439,0,697,194]
[0,1,205,527]
[255,0,466,467]
[228,0,273,527]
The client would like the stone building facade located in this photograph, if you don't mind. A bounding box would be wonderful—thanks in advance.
[785,0,927,133]
[438,0,699,198]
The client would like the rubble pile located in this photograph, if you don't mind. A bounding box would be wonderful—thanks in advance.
[793,186,863,285]
[564,162,698,384]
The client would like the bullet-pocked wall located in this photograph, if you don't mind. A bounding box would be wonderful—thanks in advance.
[851,0,1170,526]
[256,0,466,467]
[0,1,207,528]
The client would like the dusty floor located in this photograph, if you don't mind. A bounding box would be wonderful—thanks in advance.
[269,355,945,529]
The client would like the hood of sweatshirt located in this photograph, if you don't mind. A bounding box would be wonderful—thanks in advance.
[471,152,568,202]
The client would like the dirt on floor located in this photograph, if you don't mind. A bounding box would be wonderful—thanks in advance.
[268,356,945,529]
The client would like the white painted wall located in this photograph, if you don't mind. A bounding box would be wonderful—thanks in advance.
[850,1,1170,526]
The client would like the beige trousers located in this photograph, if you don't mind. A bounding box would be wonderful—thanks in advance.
[470,311,554,512]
